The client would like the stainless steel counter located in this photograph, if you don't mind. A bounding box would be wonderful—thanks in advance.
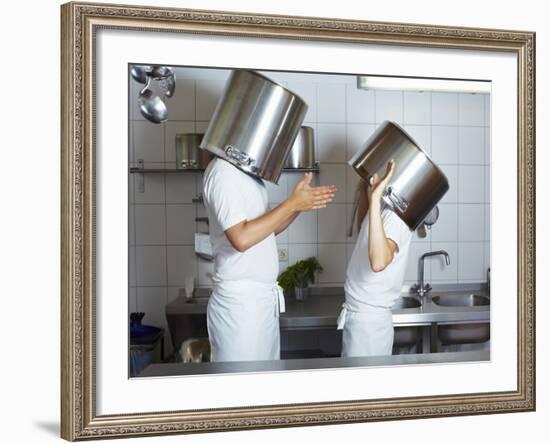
[137,350,490,377]
[165,284,490,330]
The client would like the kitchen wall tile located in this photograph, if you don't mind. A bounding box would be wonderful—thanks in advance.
[318,244,347,283]
[346,243,355,263]
[458,242,485,281]
[287,81,317,123]
[439,165,458,203]
[133,174,165,204]
[165,174,197,204]
[458,204,485,241]
[164,121,196,164]
[404,125,431,155]
[317,124,346,163]
[275,229,289,245]
[485,165,490,203]
[405,242,432,282]
[346,86,375,124]
[430,242,458,281]
[133,121,165,162]
[129,246,136,287]
[129,287,137,313]
[485,127,491,165]
[319,164,346,203]
[458,93,485,127]
[458,165,484,203]
[196,79,225,121]
[484,204,491,243]
[166,204,196,245]
[345,202,359,244]
[166,245,196,286]
[137,286,168,327]
[430,204,458,242]
[375,90,403,124]
[135,204,166,245]
[288,244,318,267]
[129,121,135,163]
[431,93,458,126]
[288,210,317,244]
[458,126,485,165]
[346,123,376,160]
[404,92,431,125]
[484,94,491,127]
[265,173,288,204]
[318,204,348,243]
[317,83,346,123]
[484,242,491,274]
[431,126,458,164]
[129,205,136,245]
[197,259,214,287]
[136,246,166,286]
[165,78,195,121]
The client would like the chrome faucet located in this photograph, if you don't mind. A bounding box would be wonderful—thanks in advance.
[411,250,450,299]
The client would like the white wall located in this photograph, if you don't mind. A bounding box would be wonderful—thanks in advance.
[129,67,491,348]
[2,1,548,443]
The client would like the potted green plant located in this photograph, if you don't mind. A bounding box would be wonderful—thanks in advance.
[277,257,323,301]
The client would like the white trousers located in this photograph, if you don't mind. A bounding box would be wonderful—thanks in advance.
[337,304,394,357]
[206,282,285,362]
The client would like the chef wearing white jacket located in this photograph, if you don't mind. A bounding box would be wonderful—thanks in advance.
[338,159,413,357]
[203,157,337,362]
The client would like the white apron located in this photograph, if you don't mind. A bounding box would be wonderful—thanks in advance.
[206,280,285,362]
[337,300,394,357]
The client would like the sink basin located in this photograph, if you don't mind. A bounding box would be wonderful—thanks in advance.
[431,294,490,307]
[392,296,421,309]
[431,294,490,345]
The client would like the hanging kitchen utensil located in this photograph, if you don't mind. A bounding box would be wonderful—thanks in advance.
[199,69,308,184]
[138,76,168,123]
[131,65,176,123]
[416,205,440,238]
[349,120,449,231]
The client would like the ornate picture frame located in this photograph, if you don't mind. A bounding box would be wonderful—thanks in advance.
[61,1,535,440]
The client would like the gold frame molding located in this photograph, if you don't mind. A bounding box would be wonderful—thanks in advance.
[60,1,536,440]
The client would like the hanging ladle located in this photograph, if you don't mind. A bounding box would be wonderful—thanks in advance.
[138,76,168,123]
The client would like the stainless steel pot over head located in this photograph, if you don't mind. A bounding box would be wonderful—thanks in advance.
[199,69,308,183]
[348,120,449,231]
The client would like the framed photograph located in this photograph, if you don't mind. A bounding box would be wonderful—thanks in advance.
[61,1,535,440]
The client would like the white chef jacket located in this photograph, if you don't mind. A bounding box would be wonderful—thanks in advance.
[202,157,285,362]
[338,205,413,357]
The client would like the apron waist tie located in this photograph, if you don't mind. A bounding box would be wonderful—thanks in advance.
[273,284,286,317]
[336,303,347,330]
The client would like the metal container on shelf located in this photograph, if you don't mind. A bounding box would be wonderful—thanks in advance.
[199,69,308,183]
[284,126,316,169]
[349,120,449,231]
[175,133,213,169]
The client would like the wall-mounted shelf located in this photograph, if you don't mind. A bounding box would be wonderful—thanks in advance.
[130,159,320,193]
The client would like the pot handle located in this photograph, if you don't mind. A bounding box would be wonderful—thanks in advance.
[384,187,409,213]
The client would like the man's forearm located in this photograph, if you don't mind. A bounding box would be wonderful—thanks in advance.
[225,199,299,252]
[275,211,300,235]
[367,200,394,272]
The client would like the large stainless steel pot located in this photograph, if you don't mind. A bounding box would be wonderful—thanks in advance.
[285,126,316,169]
[349,121,449,230]
[199,69,308,183]
[175,133,213,169]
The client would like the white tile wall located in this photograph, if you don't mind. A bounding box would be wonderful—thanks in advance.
[129,66,491,329]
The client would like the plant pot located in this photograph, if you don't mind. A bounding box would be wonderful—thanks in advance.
[294,286,310,302]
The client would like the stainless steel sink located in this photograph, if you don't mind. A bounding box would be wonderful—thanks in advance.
[431,293,490,345]
[393,296,421,309]
[431,294,489,307]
